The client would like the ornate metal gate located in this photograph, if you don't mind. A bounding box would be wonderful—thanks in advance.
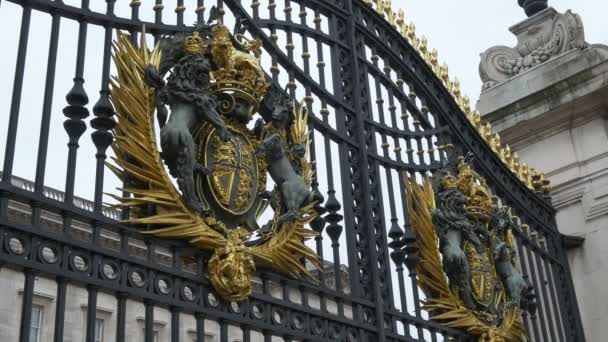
[0,0,584,341]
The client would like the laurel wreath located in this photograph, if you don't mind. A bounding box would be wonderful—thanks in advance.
[107,32,320,300]
[404,177,526,342]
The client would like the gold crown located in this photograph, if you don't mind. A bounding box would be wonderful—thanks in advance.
[439,157,496,221]
[208,23,269,113]
[183,31,206,55]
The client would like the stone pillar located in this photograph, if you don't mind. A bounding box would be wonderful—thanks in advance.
[477,6,608,341]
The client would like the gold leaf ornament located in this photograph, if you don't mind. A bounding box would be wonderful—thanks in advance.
[109,31,320,302]
[404,175,526,341]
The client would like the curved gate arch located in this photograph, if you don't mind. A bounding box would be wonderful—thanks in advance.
[0,0,583,341]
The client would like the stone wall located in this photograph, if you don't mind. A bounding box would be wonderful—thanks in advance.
[478,7,608,341]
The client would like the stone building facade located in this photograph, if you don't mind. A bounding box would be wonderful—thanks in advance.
[477,4,608,341]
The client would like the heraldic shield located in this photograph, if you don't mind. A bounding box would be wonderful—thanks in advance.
[194,123,266,230]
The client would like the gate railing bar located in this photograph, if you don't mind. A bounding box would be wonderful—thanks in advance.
[32,4,61,227]
[254,19,347,48]
[363,58,433,130]
[85,284,98,342]
[115,292,127,342]
[18,270,35,342]
[348,0,394,338]
[0,3,31,216]
[197,0,205,22]
[539,238,566,341]
[531,234,558,341]
[195,312,205,342]
[4,0,188,36]
[129,0,140,44]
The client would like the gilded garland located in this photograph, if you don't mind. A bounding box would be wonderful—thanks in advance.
[404,157,536,341]
[108,18,322,301]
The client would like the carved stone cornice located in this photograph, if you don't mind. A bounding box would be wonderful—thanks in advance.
[480,8,587,91]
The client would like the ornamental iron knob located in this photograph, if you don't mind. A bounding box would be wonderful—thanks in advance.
[517,0,548,17]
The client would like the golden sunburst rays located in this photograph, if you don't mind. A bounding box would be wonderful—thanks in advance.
[252,202,321,281]
[404,176,526,341]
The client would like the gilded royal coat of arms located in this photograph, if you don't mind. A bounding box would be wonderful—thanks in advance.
[108,15,323,301]
[405,157,537,341]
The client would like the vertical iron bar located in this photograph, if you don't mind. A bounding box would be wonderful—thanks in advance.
[521,230,550,340]
[515,236,541,340]
[0,4,31,215]
[85,285,98,342]
[541,239,566,342]
[91,0,116,215]
[171,307,180,342]
[144,299,154,342]
[116,292,127,342]
[284,0,296,97]
[251,0,259,19]
[242,324,250,342]
[63,0,90,211]
[33,8,61,206]
[130,1,141,45]
[346,1,393,338]
[153,0,163,42]
[53,277,67,342]
[196,0,205,22]
[196,313,206,342]
[268,0,279,82]
[176,0,185,26]
[532,235,557,341]
[220,320,228,342]
[18,270,35,342]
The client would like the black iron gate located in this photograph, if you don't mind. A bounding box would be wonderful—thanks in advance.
[0,0,584,341]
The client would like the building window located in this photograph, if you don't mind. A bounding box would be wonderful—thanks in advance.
[95,319,104,342]
[29,305,43,342]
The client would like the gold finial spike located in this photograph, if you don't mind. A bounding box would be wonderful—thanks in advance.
[439,63,449,85]
[452,78,461,99]
[499,147,507,163]
[397,9,409,37]
[492,133,501,153]
[407,23,418,49]
[420,35,428,55]
[472,110,482,128]
[397,8,405,29]
[384,0,396,26]
[485,122,492,135]
[375,0,384,16]
[430,48,439,72]
[491,136,499,151]
[461,95,471,114]
[482,122,492,141]
[520,161,528,179]
[512,152,520,170]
